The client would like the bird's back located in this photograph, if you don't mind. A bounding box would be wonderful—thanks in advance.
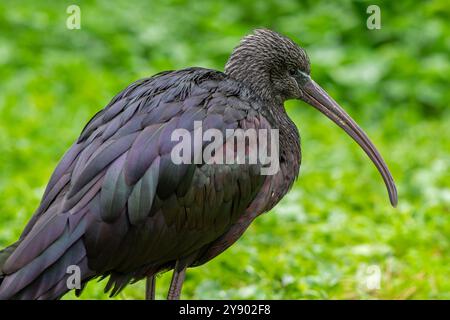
[0,67,292,299]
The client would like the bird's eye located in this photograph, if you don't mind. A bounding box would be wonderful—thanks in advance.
[289,69,297,76]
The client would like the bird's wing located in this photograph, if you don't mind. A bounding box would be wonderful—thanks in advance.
[0,68,271,298]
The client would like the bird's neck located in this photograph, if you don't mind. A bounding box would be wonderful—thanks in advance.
[225,59,301,179]
[269,102,301,169]
[260,101,301,211]
[261,100,302,192]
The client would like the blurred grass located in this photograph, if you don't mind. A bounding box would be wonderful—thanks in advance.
[0,0,448,299]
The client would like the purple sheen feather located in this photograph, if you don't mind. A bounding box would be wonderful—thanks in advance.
[3,214,68,273]
[128,156,160,225]
[70,132,138,197]
[99,154,130,223]
[125,124,163,185]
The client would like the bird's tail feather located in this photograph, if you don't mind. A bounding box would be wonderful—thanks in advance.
[0,241,21,285]
[0,215,94,300]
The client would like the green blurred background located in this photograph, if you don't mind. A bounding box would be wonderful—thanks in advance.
[0,0,448,299]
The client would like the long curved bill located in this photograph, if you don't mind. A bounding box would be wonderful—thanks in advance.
[302,79,398,207]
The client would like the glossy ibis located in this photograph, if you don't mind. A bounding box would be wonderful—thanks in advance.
[0,29,397,300]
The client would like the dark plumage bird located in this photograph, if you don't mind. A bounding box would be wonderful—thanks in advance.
[0,29,397,300]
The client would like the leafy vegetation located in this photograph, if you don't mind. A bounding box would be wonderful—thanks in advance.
[0,0,448,299]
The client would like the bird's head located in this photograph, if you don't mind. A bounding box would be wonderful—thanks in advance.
[226,29,398,207]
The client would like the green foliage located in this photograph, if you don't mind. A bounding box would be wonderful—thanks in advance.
[0,0,448,299]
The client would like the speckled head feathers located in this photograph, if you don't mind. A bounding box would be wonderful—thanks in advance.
[225,29,310,102]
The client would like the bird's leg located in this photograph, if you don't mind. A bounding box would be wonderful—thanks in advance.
[167,260,187,300]
[145,275,156,300]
